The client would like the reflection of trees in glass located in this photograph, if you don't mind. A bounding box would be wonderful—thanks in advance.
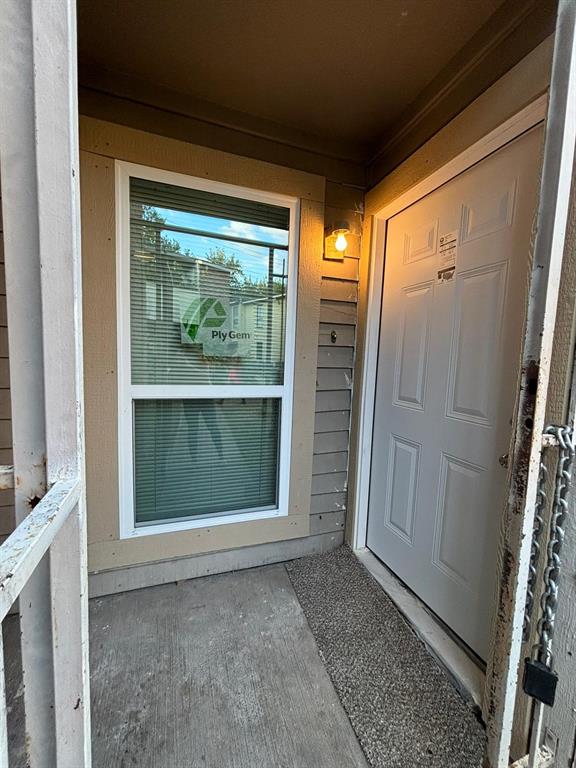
[139,205,285,298]
[140,205,183,254]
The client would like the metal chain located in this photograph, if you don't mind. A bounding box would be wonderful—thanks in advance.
[528,425,575,667]
[523,458,548,642]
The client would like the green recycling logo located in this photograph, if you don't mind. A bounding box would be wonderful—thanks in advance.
[182,297,227,342]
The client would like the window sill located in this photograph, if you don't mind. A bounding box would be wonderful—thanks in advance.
[121,505,287,539]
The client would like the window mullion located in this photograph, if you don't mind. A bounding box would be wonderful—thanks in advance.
[128,385,285,400]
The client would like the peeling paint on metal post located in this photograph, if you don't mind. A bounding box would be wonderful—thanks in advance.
[30,0,92,761]
[0,0,91,764]
[483,2,576,765]
[0,0,54,763]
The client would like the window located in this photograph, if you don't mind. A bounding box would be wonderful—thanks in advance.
[117,163,297,537]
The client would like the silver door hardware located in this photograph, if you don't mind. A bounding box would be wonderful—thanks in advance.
[499,454,509,468]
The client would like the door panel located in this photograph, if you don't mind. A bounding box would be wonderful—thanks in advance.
[446,261,508,426]
[394,282,433,410]
[367,126,543,659]
[384,435,420,544]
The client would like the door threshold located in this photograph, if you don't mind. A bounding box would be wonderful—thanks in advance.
[354,547,485,709]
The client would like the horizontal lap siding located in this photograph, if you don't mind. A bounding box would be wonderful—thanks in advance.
[0,184,14,546]
[310,245,358,540]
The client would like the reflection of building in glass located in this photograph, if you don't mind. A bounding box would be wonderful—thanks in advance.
[238,293,286,364]
[133,249,232,324]
[131,250,235,381]
[134,242,288,374]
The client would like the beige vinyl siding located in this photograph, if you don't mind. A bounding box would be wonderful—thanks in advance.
[310,188,360,543]
[0,180,14,545]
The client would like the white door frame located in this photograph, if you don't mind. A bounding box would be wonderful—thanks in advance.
[353,93,548,553]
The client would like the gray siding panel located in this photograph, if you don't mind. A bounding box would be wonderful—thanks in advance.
[311,471,348,495]
[0,506,14,536]
[0,182,14,541]
[0,390,10,420]
[0,325,8,356]
[314,431,349,455]
[312,451,348,475]
[316,368,352,391]
[321,256,359,280]
[314,410,350,434]
[310,510,346,534]
[319,301,356,325]
[320,278,358,303]
[318,323,355,347]
[316,346,354,368]
[311,492,347,514]
[312,247,358,541]
[315,390,351,412]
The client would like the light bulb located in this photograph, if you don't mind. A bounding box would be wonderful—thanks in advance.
[335,232,348,252]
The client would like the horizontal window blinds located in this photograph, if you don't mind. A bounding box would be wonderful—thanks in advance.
[129,177,289,386]
[131,178,290,232]
[134,398,280,524]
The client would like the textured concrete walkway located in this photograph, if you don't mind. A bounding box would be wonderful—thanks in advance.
[5,553,486,767]
[89,564,369,768]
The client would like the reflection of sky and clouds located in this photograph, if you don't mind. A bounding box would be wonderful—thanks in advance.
[152,206,288,281]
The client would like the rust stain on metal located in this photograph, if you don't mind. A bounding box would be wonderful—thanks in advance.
[487,547,517,722]
[511,360,540,503]
[484,358,540,753]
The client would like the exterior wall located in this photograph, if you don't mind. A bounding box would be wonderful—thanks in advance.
[0,179,14,546]
[80,116,360,589]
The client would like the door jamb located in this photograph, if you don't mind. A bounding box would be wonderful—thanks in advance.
[352,93,547,553]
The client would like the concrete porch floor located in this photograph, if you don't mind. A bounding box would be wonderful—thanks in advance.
[4,557,486,767]
[89,564,369,768]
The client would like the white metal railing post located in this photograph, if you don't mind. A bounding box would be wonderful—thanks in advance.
[30,0,92,763]
[0,0,55,763]
[0,0,91,764]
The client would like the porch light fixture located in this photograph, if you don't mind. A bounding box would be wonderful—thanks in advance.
[332,221,350,252]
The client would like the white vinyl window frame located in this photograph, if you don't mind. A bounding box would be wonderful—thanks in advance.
[115,161,299,539]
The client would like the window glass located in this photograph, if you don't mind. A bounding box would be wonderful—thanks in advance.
[133,398,280,524]
[130,178,289,386]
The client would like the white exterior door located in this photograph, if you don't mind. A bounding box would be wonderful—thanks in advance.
[367,126,543,660]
